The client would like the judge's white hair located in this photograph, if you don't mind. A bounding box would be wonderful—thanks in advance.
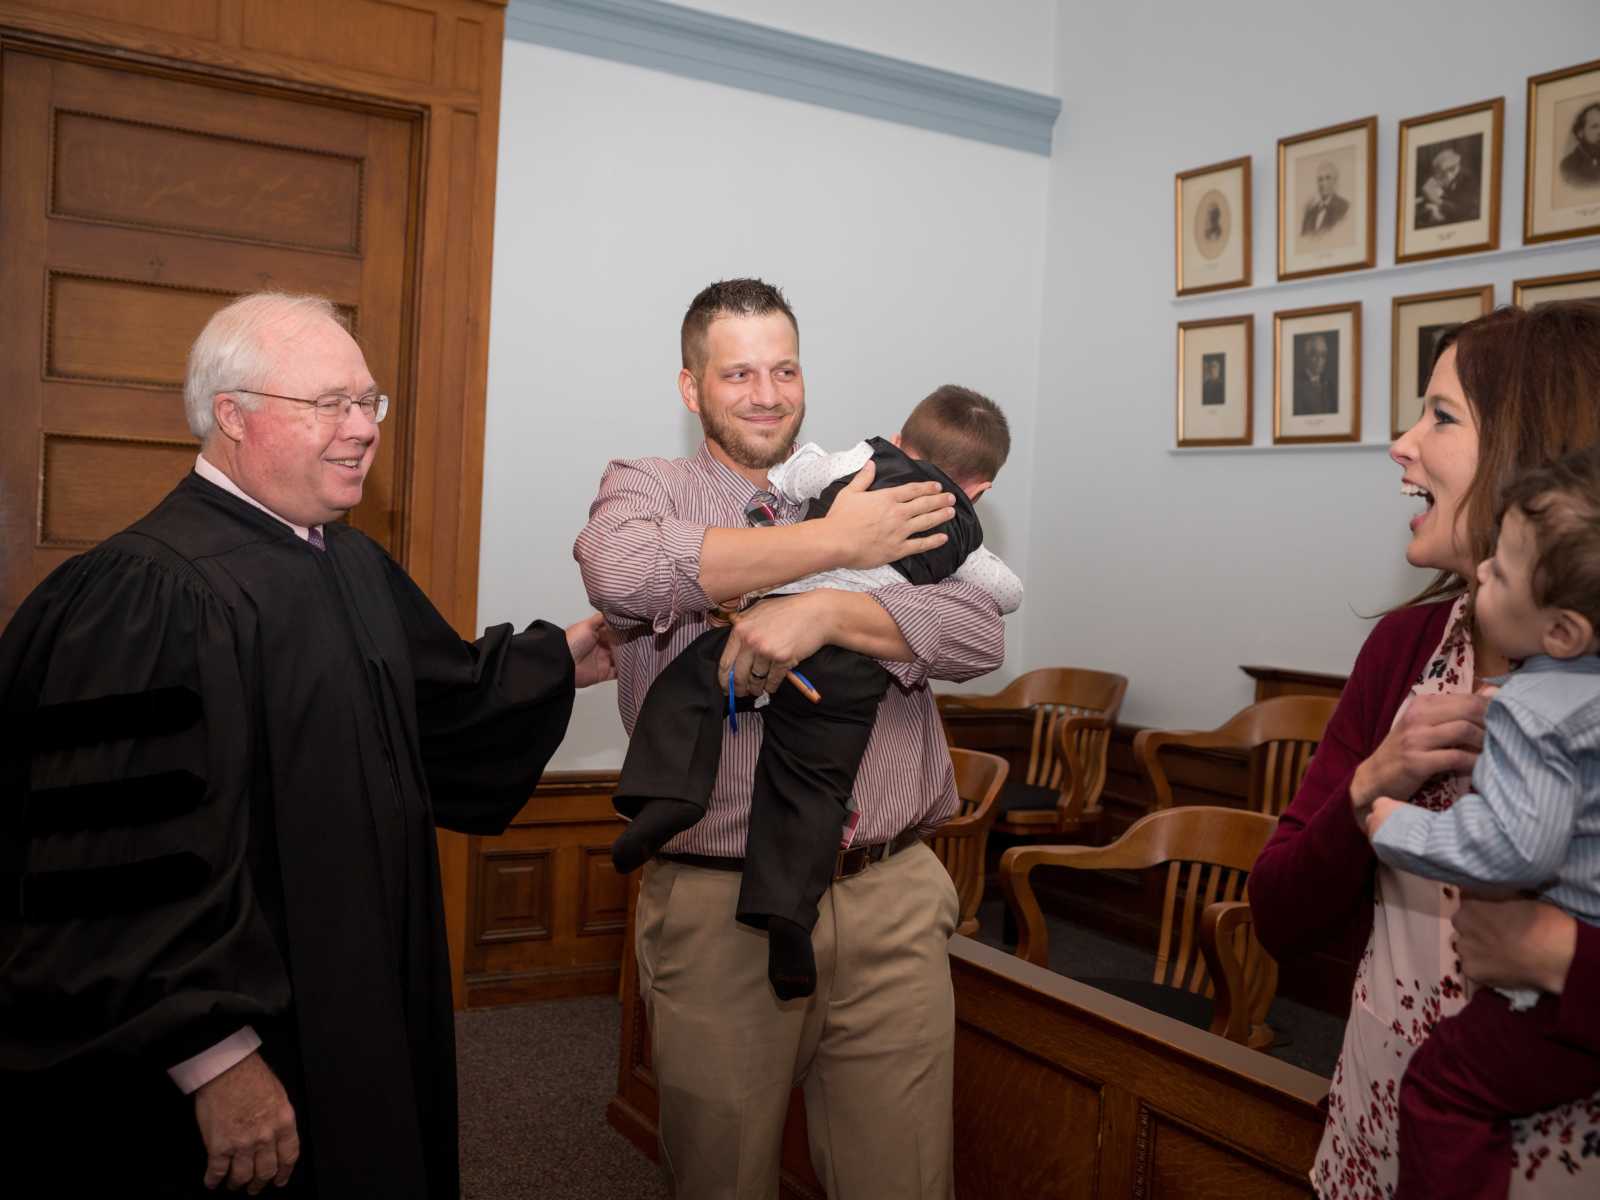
[183,292,338,441]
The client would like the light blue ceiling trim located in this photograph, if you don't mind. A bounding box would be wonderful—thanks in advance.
[504,0,1061,156]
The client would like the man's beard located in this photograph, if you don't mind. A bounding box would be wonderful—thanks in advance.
[699,403,804,470]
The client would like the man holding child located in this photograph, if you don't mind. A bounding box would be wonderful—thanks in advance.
[574,278,1007,1199]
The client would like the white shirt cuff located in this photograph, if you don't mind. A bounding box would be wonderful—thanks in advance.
[168,1026,261,1094]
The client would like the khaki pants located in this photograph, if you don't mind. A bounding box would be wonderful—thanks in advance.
[636,840,959,1200]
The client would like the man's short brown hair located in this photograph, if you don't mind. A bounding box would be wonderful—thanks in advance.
[680,278,797,376]
[1497,445,1600,634]
[899,385,1010,485]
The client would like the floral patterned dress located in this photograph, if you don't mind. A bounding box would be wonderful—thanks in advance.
[1313,596,1600,1198]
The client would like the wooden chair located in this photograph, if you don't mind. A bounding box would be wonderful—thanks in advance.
[938,668,1128,839]
[928,748,1009,937]
[1000,805,1280,1048]
[1134,694,1338,817]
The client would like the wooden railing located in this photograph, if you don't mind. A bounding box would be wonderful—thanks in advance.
[607,932,1329,1198]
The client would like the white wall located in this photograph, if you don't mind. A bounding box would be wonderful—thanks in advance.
[671,0,1056,93]
[1031,0,1600,729]
[479,37,1051,767]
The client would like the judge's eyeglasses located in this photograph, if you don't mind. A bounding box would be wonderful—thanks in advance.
[225,388,390,424]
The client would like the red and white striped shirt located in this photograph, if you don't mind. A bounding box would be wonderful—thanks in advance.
[573,443,1005,856]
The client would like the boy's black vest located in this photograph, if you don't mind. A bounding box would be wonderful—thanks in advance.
[806,437,983,585]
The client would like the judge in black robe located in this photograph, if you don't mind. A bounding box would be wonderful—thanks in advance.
[1,456,580,1187]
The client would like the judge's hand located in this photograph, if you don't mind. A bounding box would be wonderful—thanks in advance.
[717,593,828,698]
[566,613,616,689]
[1349,691,1487,828]
[822,460,954,570]
[1453,894,1577,995]
[193,1051,298,1193]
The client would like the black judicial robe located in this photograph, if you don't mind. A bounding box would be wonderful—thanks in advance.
[0,472,575,1197]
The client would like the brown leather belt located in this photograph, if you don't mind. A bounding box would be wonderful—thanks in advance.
[659,827,923,882]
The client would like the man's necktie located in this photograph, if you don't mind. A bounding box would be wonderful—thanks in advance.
[308,526,326,551]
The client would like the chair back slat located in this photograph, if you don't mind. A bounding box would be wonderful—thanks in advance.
[1026,707,1048,786]
[1153,862,1181,984]
[1251,739,1321,816]
[1167,861,1207,993]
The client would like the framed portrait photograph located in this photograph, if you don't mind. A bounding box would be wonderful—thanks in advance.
[1525,57,1600,243]
[1390,286,1492,438]
[1396,98,1503,263]
[1176,156,1251,295]
[1278,116,1377,280]
[1514,267,1600,307]
[1177,315,1253,446]
[1273,302,1360,444]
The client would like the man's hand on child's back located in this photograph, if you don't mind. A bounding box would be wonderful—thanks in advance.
[823,460,955,570]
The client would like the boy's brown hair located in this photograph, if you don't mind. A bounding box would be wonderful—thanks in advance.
[1496,445,1600,634]
[899,385,1010,486]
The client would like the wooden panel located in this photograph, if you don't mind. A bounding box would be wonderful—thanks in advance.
[453,17,481,91]
[608,911,1328,1198]
[1148,1113,1314,1199]
[46,272,229,389]
[10,0,220,38]
[53,109,364,253]
[474,848,551,944]
[462,773,631,1007]
[40,433,196,546]
[578,845,627,937]
[241,0,436,85]
[953,1024,1100,1200]
[1241,665,1348,703]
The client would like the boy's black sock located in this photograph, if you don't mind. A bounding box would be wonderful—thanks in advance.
[611,799,700,873]
[767,917,817,1000]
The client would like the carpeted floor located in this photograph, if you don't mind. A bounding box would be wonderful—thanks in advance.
[454,909,1343,1196]
[456,996,668,1199]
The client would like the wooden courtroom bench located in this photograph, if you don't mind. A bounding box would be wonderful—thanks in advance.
[608,932,1329,1198]
[941,665,1359,1016]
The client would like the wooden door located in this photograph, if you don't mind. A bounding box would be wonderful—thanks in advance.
[0,40,420,624]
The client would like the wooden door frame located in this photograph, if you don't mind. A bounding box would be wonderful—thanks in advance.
[1,29,429,570]
[0,1,511,1007]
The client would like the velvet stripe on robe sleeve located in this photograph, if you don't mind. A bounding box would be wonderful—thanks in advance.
[0,542,290,1075]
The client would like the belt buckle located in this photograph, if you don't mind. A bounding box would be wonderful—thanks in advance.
[834,846,865,880]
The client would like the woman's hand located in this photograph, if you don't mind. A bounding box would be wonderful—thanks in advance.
[1348,691,1488,827]
[1453,895,1577,994]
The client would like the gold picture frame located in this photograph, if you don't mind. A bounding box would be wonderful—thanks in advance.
[1277,116,1377,281]
[1390,286,1492,438]
[1514,267,1600,307]
[1273,301,1361,444]
[1395,98,1503,264]
[1177,315,1253,447]
[1176,156,1252,296]
[1525,57,1600,244]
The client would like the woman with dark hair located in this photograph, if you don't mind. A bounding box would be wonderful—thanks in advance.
[1249,300,1600,1198]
